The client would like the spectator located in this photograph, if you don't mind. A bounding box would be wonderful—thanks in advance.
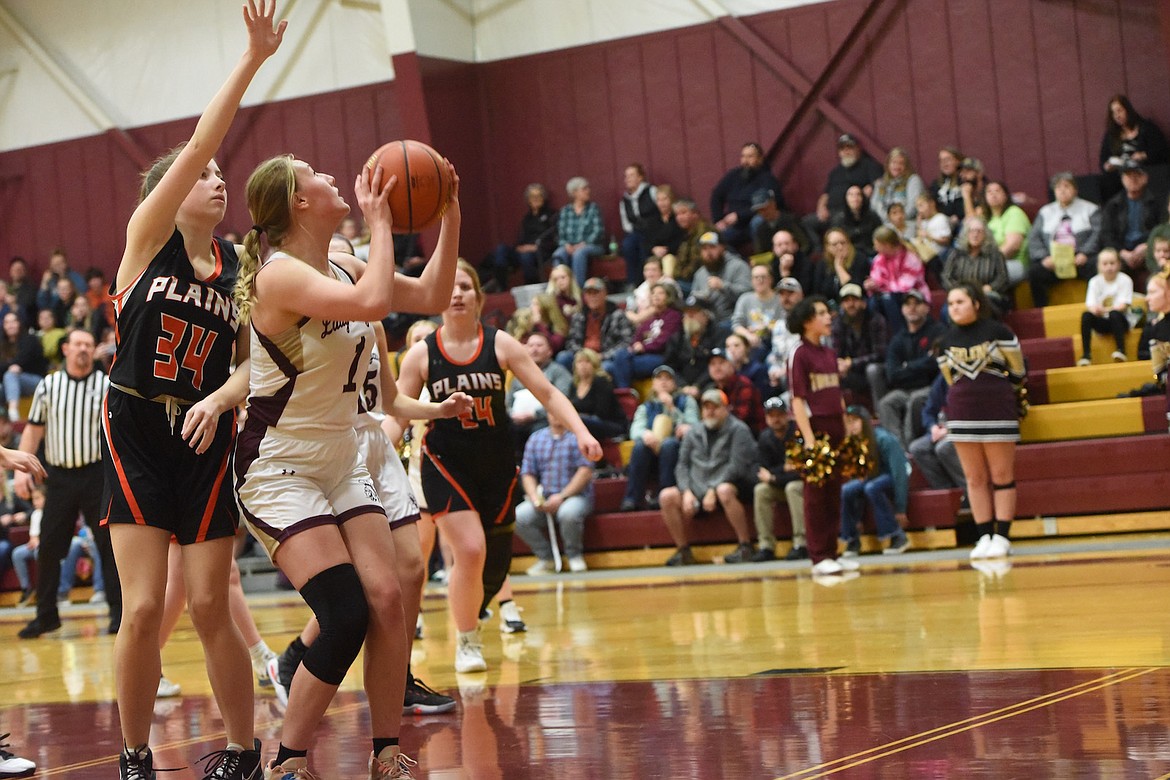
[1078,248,1133,365]
[394,232,427,277]
[1147,199,1170,275]
[666,199,711,287]
[766,229,813,294]
[677,295,730,394]
[747,396,807,562]
[831,283,888,406]
[84,267,115,329]
[619,365,699,512]
[808,227,872,301]
[569,348,627,441]
[911,192,954,279]
[626,257,680,326]
[38,249,86,305]
[619,163,657,286]
[838,405,911,556]
[1027,171,1103,307]
[507,292,568,354]
[67,294,106,342]
[876,290,944,447]
[943,216,1011,314]
[731,264,784,361]
[710,142,782,247]
[908,374,967,494]
[804,133,884,251]
[640,185,685,267]
[690,231,752,325]
[546,263,583,321]
[830,185,883,259]
[658,388,758,566]
[515,410,596,575]
[866,226,929,332]
[1147,272,1170,432]
[552,176,606,286]
[723,332,770,399]
[750,189,809,255]
[1101,160,1161,282]
[930,146,965,229]
[558,276,633,369]
[958,157,987,221]
[13,490,105,607]
[34,309,66,368]
[8,257,36,326]
[984,180,1032,287]
[702,347,764,433]
[884,201,913,242]
[765,278,805,395]
[487,183,557,289]
[0,312,47,422]
[38,276,78,329]
[1100,94,1169,174]
[506,331,574,454]
[607,282,683,389]
[870,147,926,223]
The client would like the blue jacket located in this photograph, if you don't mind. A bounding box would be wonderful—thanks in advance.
[874,426,910,514]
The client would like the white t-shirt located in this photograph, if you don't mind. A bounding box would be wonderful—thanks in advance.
[1085,273,1134,310]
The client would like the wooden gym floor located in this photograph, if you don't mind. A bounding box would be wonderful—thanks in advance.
[4,534,1170,778]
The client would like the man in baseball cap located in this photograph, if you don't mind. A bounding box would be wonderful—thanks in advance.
[746,395,808,562]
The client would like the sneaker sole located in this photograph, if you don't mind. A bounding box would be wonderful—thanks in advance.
[267,656,288,707]
[403,700,458,715]
[454,658,487,673]
[499,621,527,634]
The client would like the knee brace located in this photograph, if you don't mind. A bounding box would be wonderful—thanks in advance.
[480,525,514,614]
[992,481,1016,491]
[299,564,369,686]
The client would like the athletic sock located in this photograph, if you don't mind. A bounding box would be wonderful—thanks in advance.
[975,521,993,539]
[249,640,275,673]
[274,744,307,767]
[995,519,1012,539]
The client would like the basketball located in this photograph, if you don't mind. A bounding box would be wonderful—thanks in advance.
[364,139,452,234]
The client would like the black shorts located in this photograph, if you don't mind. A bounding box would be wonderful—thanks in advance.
[421,437,519,530]
[102,387,239,545]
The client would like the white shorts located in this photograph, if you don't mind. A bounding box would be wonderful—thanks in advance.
[237,428,384,559]
[356,422,421,529]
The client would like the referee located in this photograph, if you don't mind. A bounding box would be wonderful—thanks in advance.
[17,327,121,638]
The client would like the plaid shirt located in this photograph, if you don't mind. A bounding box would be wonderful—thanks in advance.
[521,426,594,502]
[557,202,605,247]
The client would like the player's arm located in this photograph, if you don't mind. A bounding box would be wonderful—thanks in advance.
[373,323,469,428]
[182,323,252,453]
[390,168,461,314]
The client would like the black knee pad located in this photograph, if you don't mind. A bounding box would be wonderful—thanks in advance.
[298,564,369,686]
[992,481,1016,491]
[480,524,514,613]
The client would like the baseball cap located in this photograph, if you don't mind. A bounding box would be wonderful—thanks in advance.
[776,277,803,293]
[837,133,858,147]
[700,388,728,406]
[582,277,607,292]
[683,294,712,311]
[651,365,677,380]
[844,404,871,420]
[903,289,929,304]
[960,157,984,173]
[839,283,864,300]
[763,396,787,413]
[1121,157,1146,173]
[707,347,730,362]
[698,231,721,247]
[750,189,775,211]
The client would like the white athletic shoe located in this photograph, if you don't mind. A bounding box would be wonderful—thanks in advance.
[0,733,36,778]
[835,557,861,572]
[266,655,289,708]
[970,534,994,560]
[369,750,417,779]
[811,558,844,576]
[265,756,313,780]
[567,556,588,573]
[156,676,181,698]
[498,601,527,634]
[525,559,556,576]
[985,534,1012,558]
[454,631,487,673]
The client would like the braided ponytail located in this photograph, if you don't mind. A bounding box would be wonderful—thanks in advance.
[233,155,296,324]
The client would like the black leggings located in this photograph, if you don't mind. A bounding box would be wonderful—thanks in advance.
[1081,310,1129,355]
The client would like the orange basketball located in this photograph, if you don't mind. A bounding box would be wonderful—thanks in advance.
[364,140,452,234]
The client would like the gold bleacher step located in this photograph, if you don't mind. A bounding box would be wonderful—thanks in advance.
[1020,396,1148,442]
[1042,361,1153,403]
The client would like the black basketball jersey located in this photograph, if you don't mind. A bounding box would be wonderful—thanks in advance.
[423,325,511,448]
[109,229,239,402]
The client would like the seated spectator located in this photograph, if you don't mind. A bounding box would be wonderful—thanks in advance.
[394,232,427,277]
[908,374,967,494]
[838,405,911,556]
[12,488,104,606]
[487,183,556,290]
[831,283,888,407]
[943,216,1011,314]
[830,185,883,259]
[1101,160,1161,284]
[8,257,36,327]
[515,410,596,575]
[1027,171,1103,307]
[546,263,583,321]
[1078,248,1133,365]
[627,257,681,326]
[506,332,574,454]
[930,146,966,230]
[34,309,66,368]
[37,249,86,309]
[958,157,987,222]
[0,312,47,422]
[701,347,764,433]
[731,264,784,362]
[67,294,105,342]
[723,332,770,399]
[804,134,884,251]
[1100,94,1169,175]
[508,292,568,354]
[984,180,1032,287]
[620,365,699,512]
[83,267,114,329]
[39,276,78,329]
[639,185,685,269]
[690,232,752,325]
[659,388,758,566]
[750,189,809,255]
[619,164,658,287]
[569,348,627,441]
[710,142,782,248]
[765,278,805,395]
[1152,235,1170,276]
[766,229,813,293]
[665,199,711,288]
[1147,273,1170,431]
[884,201,913,242]
[865,226,929,332]
[677,295,730,395]
[875,290,944,447]
[606,282,683,388]
[747,396,807,562]
[558,277,633,369]
[911,192,954,279]
[552,177,606,286]
[808,227,872,301]
[870,147,926,224]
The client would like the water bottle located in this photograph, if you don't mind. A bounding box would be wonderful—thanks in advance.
[608,234,619,256]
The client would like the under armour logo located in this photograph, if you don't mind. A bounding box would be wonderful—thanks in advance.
[280,468,295,476]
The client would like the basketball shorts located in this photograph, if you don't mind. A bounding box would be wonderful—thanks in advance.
[356,421,421,530]
[421,438,520,530]
[235,427,385,559]
[102,387,238,545]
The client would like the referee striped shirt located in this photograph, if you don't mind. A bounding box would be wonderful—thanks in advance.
[27,368,109,468]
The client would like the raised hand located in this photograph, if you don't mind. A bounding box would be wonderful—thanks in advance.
[243,0,287,61]
[355,164,396,232]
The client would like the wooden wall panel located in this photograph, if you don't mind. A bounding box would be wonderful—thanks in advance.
[987,2,1046,193]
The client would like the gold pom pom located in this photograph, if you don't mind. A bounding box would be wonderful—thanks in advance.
[835,434,871,481]
[785,433,838,486]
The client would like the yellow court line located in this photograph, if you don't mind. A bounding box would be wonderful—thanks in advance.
[775,667,1157,780]
[38,700,369,777]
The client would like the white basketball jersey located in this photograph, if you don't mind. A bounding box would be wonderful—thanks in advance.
[355,339,384,430]
[246,259,374,434]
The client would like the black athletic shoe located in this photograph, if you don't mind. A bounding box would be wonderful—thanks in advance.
[403,675,457,715]
[119,746,156,780]
[784,546,809,561]
[723,543,755,564]
[198,739,262,780]
[17,616,61,640]
[750,548,776,562]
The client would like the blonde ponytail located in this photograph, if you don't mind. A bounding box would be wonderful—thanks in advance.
[234,228,264,324]
[233,155,297,324]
